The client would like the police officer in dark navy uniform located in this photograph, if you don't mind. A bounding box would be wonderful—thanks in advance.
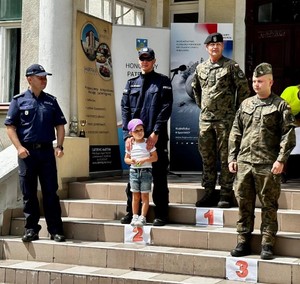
[5,64,67,242]
[121,47,173,226]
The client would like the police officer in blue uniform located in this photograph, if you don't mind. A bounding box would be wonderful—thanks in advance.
[121,47,173,226]
[5,64,67,242]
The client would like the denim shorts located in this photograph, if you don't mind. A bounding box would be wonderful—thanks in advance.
[129,168,153,193]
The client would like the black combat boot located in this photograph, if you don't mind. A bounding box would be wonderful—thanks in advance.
[261,245,274,260]
[195,189,219,207]
[231,242,252,257]
[217,195,231,208]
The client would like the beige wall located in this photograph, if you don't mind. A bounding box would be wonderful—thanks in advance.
[20,0,40,91]
[205,0,235,23]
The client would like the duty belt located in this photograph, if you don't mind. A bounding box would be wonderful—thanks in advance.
[22,142,53,150]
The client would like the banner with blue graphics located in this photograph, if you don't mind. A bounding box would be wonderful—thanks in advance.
[170,23,233,172]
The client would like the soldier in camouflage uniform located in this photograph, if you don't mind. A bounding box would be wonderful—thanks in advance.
[229,63,296,260]
[192,32,251,208]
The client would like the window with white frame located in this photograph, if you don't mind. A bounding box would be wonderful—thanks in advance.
[0,0,22,103]
[0,24,21,103]
[87,0,144,25]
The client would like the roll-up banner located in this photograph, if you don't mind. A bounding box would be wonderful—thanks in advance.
[111,25,170,169]
[170,23,233,172]
[77,11,121,172]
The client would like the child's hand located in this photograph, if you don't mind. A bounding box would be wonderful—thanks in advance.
[135,159,145,166]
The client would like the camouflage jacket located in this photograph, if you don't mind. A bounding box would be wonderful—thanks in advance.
[228,93,296,164]
[192,56,251,121]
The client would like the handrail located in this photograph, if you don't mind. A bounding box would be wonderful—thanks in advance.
[0,145,18,183]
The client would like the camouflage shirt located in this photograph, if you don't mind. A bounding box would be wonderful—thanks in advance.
[228,93,296,164]
[192,56,251,121]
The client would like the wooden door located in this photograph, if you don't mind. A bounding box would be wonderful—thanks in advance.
[246,0,300,95]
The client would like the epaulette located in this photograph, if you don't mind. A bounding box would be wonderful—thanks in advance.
[13,92,25,99]
[128,74,140,81]
[44,92,57,100]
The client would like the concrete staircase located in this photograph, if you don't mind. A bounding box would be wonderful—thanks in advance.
[1,174,300,283]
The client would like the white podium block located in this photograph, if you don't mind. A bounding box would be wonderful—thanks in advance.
[226,257,258,283]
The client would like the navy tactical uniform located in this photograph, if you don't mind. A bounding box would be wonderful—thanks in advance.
[5,89,67,236]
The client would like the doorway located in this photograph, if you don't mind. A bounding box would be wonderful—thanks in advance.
[245,0,300,94]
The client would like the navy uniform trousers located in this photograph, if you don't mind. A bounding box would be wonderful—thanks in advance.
[18,147,63,235]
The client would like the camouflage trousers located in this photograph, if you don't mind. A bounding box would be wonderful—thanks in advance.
[198,120,234,196]
[234,162,281,246]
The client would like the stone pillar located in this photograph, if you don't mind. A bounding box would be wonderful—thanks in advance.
[39,0,73,126]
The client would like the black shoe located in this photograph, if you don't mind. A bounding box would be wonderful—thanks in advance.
[153,218,167,226]
[231,242,251,257]
[120,213,132,224]
[195,190,218,207]
[50,234,66,242]
[218,195,231,208]
[261,245,274,260]
[22,229,39,242]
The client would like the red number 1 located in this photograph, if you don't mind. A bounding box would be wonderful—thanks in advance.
[204,209,214,225]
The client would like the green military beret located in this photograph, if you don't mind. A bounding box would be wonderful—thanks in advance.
[253,62,272,77]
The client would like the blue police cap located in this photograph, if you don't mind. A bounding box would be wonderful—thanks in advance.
[26,64,52,77]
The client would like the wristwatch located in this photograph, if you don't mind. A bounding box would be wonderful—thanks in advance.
[154,130,159,135]
[56,145,64,151]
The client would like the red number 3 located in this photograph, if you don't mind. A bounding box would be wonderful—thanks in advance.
[132,227,144,242]
[236,260,249,278]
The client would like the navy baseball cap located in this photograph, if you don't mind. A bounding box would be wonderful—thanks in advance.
[138,47,155,60]
[26,64,52,77]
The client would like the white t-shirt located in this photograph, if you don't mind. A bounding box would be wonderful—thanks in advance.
[126,139,156,168]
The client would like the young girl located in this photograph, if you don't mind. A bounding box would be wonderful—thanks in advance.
[124,118,158,226]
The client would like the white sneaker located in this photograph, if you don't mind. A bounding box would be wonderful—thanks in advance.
[130,214,139,226]
[135,215,146,226]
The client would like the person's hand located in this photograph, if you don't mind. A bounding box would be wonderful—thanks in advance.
[125,137,134,151]
[271,160,284,175]
[135,158,146,166]
[228,161,238,173]
[146,133,158,150]
[17,146,30,159]
[55,147,64,158]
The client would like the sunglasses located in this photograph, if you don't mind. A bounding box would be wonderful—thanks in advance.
[139,57,153,62]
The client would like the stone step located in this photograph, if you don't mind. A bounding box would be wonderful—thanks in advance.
[0,259,229,284]
[0,237,298,284]
[10,217,300,258]
[58,199,300,233]
[12,198,300,233]
[68,180,300,210]
[6,176,300,284]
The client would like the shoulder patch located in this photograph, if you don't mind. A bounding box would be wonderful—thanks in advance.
[289,114,296,123]
[237,70,245,79]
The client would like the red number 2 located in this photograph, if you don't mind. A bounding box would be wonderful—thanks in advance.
[132,227,144,242]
